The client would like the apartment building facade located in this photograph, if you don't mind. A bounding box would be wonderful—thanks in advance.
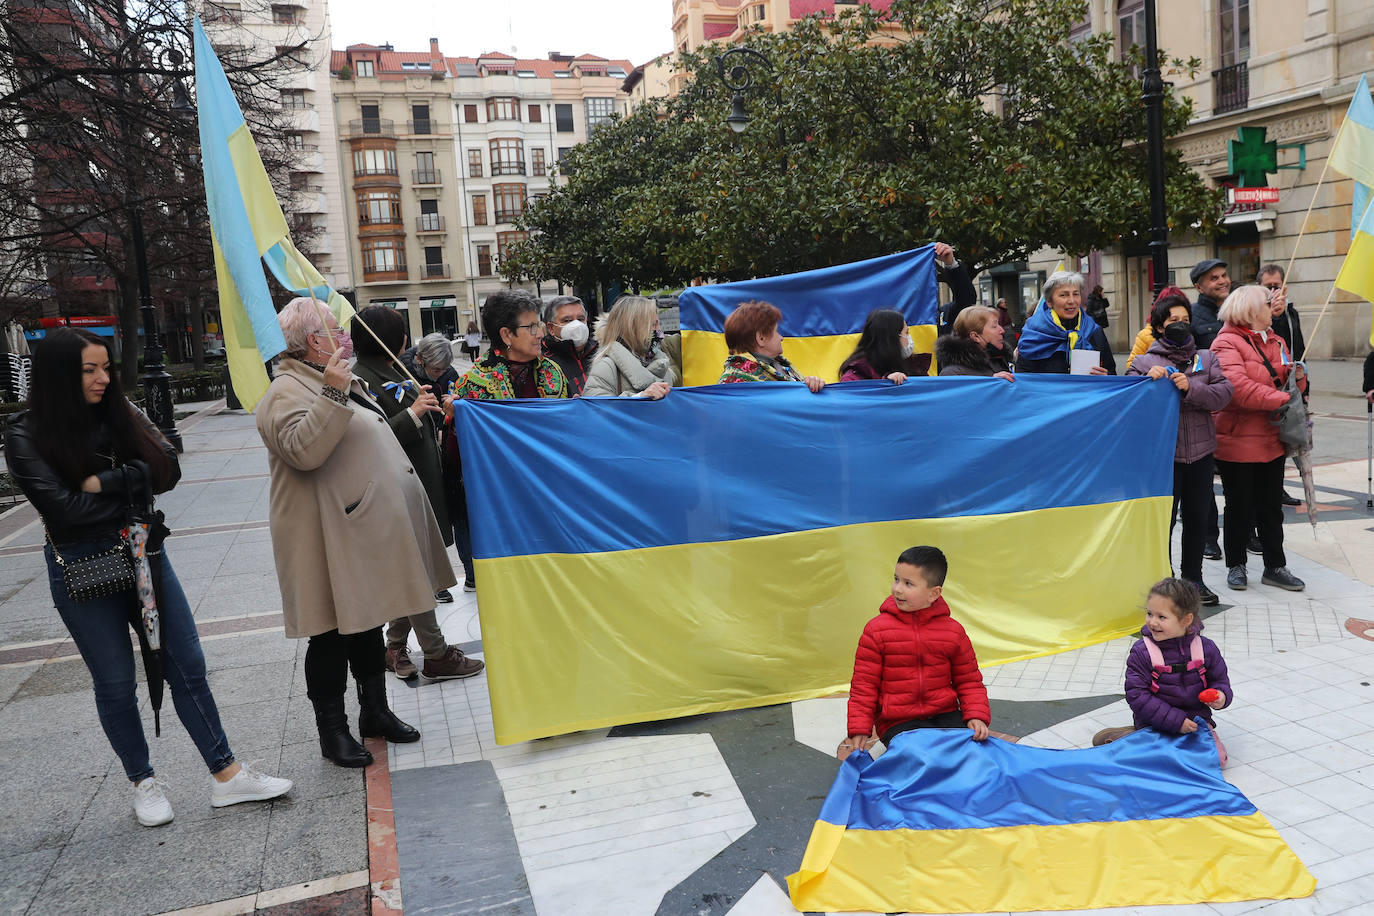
[201,0,350,294]
[1018,1,1374,358]
[332,42,632,338]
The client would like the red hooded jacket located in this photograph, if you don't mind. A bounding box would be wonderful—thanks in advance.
[1211,323,1301,464]
[847,596,991,738]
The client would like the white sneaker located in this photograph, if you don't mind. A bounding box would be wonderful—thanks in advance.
[462,582,477,593]
[210,762,293,808]
[132,777,174,827]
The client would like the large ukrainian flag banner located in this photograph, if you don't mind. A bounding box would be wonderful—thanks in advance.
[454,375,1178,745]
[788,725,1315,912]
[194,19,353,410]
[677,246,939,386]
[1330,74,1374,345]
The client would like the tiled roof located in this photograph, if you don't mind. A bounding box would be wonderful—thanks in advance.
[334,45,632,78]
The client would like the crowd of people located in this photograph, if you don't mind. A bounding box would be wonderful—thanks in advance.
[4,245,1330,830]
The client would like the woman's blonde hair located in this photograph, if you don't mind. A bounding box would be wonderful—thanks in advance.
[1218,284,1270,330]
[952,305,997,340]
[595,296,658,357]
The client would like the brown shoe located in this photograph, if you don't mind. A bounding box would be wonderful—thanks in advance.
[385,647,418,680]
[1092,726,1137,747]
[421,647,485,681]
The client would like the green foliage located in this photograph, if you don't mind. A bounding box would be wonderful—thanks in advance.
[504,0,1222,289]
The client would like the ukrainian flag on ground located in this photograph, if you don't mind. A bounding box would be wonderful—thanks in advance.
[788,725,1315,912]
[452,376,1178,745]
[1330,74,1374,346]
[194,18,353,410]
[677,246,939,386]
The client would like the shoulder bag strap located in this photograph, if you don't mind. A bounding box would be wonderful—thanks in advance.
[1245,337,1284,389]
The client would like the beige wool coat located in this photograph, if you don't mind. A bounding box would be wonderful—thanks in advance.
[255,357,456,638]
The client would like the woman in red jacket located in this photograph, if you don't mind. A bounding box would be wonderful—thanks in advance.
[1211,285,1307,593]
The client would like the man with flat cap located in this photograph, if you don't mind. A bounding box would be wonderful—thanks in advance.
[1190,258,1230,350]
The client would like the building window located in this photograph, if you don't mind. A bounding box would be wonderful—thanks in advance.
[423,246,447,278]
[356,59,374,77]
[493,184,527,223]
[467,148,482,178]
[585,97,615,129]
[285,133,305,150]
[528,104,542,123]
[531,148,546,177]
[271,4,297,24]
[204,1,243,23]
[1218,0,1250,68]
[472,194,487,226]
[555,103,574,132]
[496,231,529,262]
[353,147,397,176]
[362,239,406,274]
[414,151,436,184]
[464,104,479,123]
[411,104,431,135]
[476,244,492,276]
[489,138,525,176]
[357,190,402,226]
[486,97,520,121]
[418,198,442,231]
[280,89,308,109]
[557,146,572,162]
[360,103,381,133]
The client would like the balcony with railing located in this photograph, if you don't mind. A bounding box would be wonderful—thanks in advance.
[416,215,446,233]
[1212,62,1249,115]
[407,120,446,135]
[491,160,526,177]
[421,262,451,280]
[343,117,396,138]
[411,169,442,185]
[363,265,408,282]
[494,208,524,224]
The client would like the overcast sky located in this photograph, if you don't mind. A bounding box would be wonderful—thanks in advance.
[327,0,674,66]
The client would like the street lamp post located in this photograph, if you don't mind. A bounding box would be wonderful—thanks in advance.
[1142,0,1170,298]
[132,45,192,451]
[715,46,785,148]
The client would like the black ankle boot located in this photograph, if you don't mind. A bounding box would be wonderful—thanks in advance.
[356,674,421,743]
[312,696,373,768]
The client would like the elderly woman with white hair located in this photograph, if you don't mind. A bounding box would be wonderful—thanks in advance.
[1210,285,1307,593]
[1014,271,1116,375]
[405,332,460,397]
[255,297,456,768]
[582,296,674,398]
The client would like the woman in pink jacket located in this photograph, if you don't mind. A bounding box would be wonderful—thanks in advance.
[1211,285,1307,593]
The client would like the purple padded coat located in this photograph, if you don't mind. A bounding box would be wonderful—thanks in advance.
[1124,621,1233,734]
[1126,338,1233,464]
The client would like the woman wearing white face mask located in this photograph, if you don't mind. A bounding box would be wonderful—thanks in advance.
[541,295,599,394]
[583,296,675,399]
[838,308,916,384]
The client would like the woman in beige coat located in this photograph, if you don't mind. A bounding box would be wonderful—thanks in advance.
[255,298,457,767]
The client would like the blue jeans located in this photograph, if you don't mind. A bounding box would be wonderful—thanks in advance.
[46,537,234,782]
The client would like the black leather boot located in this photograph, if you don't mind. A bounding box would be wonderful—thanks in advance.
[312,696,373,768]
[356,674,421,743]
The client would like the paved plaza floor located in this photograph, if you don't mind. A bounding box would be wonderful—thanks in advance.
[1,360,1373,915]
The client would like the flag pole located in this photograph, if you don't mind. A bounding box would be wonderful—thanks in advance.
[1279,135,1339,287]
[1302,190,1374,352]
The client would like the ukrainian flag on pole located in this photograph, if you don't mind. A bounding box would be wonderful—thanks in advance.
[1329,74,1374,346]
[193,18,353,409]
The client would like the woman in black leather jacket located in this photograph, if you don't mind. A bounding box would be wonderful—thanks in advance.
[5,328,290,828]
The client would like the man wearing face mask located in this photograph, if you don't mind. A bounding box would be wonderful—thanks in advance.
[1126,292,1233,606]
[541,295,599,395]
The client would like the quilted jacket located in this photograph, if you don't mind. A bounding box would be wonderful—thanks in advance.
[847,596,991,738]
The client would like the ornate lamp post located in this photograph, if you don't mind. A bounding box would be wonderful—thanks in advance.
[715,46,785,147]
[1142,0,1170,298]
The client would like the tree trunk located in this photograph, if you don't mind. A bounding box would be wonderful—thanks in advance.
[189,290,205,371]
[117,275,141,391]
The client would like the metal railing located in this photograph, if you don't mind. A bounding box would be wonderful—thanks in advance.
[494,209,523,224]
[411,169,441,184]
[491,161,526,177]
[1213,62,1249,115]
[422,262,450,279]
[344,118,395,137]
[407,120,446,135]
[416,215,445,232]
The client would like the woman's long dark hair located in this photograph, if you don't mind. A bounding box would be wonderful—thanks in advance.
[839,308,906,378]
[28,328,173,490]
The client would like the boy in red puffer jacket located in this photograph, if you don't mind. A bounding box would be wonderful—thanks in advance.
[842,546,991,758]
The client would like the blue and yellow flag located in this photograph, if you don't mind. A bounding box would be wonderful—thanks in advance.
[1330,74,1374,345]
[193,18,353,409]
[453,376,1178,745]
[677,246,939,386]
[788,725,1315,912]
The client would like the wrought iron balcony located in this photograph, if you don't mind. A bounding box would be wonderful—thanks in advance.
[1213,62,1249,115]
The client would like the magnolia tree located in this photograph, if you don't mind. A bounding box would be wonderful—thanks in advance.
[504,0,1221,293]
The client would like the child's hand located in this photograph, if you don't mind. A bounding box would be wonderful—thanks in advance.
[1202,689,1226,710]
[1180,718,1199,734]
[967,719,989,741]
[837,733,875,760]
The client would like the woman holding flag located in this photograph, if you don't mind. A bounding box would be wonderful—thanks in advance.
[1014,271,1116,375]
[256,297,455,767]
[6,328,292,827]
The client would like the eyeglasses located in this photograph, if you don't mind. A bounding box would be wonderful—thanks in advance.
[515,321,544,336]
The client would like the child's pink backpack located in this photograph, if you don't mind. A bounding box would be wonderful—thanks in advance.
[1143,636,1227,768]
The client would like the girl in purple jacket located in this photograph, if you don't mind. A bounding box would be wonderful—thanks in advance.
[1094,579,1233,766]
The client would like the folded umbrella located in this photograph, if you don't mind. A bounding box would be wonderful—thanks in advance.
[121,464,171,736]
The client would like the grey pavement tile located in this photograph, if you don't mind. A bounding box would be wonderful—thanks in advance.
[258,788,368,891]
[34,805,270,916]
[207,697,290,750]
[10,656,93,701]
[0,846,61,915]
[0,615,71,645]
[0,769,103,857]
[200,630,299,670]
[393,760,535,916]
[196,587,285,621]
[0,664,36,705]
[277,737,366,801]
[0,690,103,740]
[205,661,295,708]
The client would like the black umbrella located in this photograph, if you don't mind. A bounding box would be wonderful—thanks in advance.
[124,466,171,736]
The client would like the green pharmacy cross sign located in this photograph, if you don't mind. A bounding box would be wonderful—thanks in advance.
[1227,126,1307,188]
